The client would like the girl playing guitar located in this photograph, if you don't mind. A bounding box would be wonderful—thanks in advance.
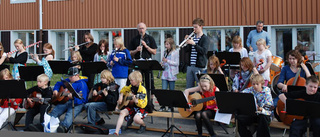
[183,74,219,137]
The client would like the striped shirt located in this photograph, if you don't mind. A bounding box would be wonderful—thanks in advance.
[190,36,200,65]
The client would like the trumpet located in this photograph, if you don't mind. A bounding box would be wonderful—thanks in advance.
[177,31,195,48]
[63,41,91,51]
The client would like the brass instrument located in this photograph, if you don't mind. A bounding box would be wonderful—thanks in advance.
[178,31,195,48]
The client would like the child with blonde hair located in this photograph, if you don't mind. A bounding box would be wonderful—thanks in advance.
[0,42,6,65]
[70,51,82,70]
[114,71,148,135]
[85,70,119,125]
[31,43,55,79]
[183,74,219,137]
[238,74,273,137]
[253,39,272,86]
[0,68,23,128]
[7,39,28,79]
[229,36,248,58]
[203,55,224,74]
[108,37,132,93]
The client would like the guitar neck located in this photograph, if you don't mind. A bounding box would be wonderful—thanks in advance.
[193,96,216,105]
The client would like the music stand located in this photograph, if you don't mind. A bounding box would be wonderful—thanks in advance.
[133,60,163,111]
[0,80,27,131]
[81,62,108,87]
[215,52,241,78]
[215,92,256,137]
[197,73,229,91]
[0,65,10,72]
[48,61,72,74]
[18,66,44,87]
[153,89,189,137]
[286,99,320,137]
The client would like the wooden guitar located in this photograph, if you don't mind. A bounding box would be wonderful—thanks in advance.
[24,91,51,109]
[51,86,71,105]
[88,84,118,102]
[178,93,216,118]
[118,93,134,110]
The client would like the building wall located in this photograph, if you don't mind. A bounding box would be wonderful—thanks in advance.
[1,0,320,30]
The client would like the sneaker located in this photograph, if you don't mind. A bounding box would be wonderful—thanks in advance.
[95,118,105,125]
[158,106,166,112]
[57,125,67,133]
[136,125,146,134]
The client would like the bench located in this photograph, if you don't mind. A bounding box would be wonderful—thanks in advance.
[14,109,27,127]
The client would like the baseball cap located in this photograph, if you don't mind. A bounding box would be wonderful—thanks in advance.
[65,67,79,77]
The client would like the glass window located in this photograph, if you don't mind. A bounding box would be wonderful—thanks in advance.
[27,32,34,59]
[297,28,314,53]
[275,29,292,59]
[206,29,221,52]
[67,32,75,59]
[146,30,160,61]
[98,31,108,41]
[10,0,36,4]
[164,30,176,41]
[56,32,65,60]
[225,29,240,51]
[18,33,26,44]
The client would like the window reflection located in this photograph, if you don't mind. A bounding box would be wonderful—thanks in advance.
[146,30,160,61]
[276,29,292,59]
[206,29,221,52]
[297,28,314,54]
[225,29,240,51]
[56,32,65,60]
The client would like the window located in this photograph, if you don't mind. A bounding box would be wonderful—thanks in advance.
[10,0,36,4]
[225,29,240,51]
[275,29,292,59]
[297,28,314,52]
[206,29,221,52]
[146,30,160,61]
[56,32,75,60]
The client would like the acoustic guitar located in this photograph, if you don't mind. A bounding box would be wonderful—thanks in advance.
[118,93,134,110]
[51,86,71,105]
[277,67,306,125]
[178,93,216,118]
[24,91,51,109]
[88,84,118,102]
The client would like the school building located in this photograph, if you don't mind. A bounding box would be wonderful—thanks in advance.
[0,0,319,71]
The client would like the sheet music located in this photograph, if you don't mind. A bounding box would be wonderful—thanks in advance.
[214,110,232,124]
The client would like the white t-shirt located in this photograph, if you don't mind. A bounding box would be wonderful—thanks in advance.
[229,48,248,58]
[254,49,272,81]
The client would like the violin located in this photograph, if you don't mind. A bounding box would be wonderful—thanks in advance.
[220,59,226,68]
[240,59,264,91]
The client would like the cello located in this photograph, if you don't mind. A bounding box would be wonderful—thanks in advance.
[277,65,306,125]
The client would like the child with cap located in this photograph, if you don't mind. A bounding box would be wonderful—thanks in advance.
[49,67,89,133]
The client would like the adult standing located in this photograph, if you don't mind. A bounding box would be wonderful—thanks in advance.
[75,32,98,90]
[246,20,271,52]
[185,18,209,89]
[128,22,157,112]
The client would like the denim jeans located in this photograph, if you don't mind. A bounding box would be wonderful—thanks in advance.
[84,102,108,124]
[162,80,175,90]
[186,66,203,88]
[49,101,84,128]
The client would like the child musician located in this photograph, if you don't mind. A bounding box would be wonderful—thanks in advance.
[238,74,273,137]
[93,39,109,84]
[108,36,132,93]
[30,43,55,79]
[203,55,224,74]
[279,75,320,137]
[183,74,219,137]
[85,70,119,125]
[159,37,179,112]
[253,39,272,86]
[0,68,23,128]
[70,51,82,70]
[232,57,258,92]
[7,39,28,80]
[49,67,89,133]
[114,71,148,135]
[24,74,53,131]
[0,42,7,65]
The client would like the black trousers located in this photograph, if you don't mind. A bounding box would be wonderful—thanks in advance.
[237,114,271,137]
[290,118,320,137]
[25,104,51,128]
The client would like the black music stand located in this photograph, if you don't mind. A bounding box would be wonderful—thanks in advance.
[286,99,320,137]
[215,52,241,78]
[61,79,82,133]
[18,66,44,87]
[215,92,256,137]
[133,60,163,111]
[197,73,229,91]
[0,80,27,131]
[0,65,10,72]
[81,62,108,86]
[48,61,72,74]
[153,89,189,137]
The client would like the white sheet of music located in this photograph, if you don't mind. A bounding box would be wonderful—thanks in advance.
[214,110,232,124]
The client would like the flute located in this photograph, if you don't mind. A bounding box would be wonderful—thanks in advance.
[29,53,49,56]
[8,41,42,55]
[63,41,90,51]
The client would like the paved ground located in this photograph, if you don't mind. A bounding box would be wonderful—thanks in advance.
[1,99,291,137]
